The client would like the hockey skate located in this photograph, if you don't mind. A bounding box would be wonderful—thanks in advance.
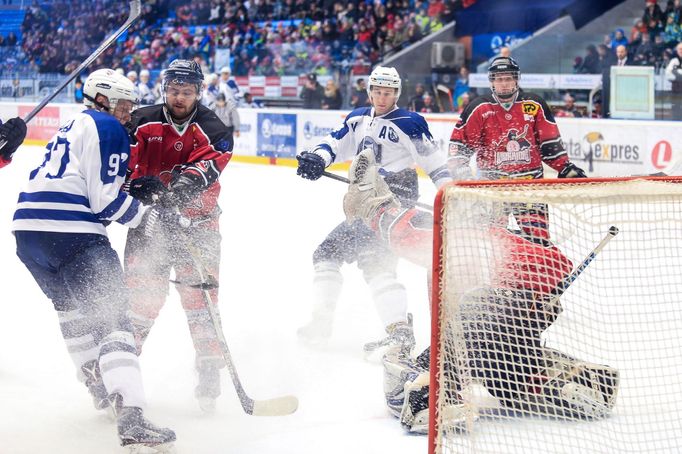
[111,394,176,453]
[364,314,415,357]
[195,361,222,413]
[81,360,110,412]
[296,315,333,345]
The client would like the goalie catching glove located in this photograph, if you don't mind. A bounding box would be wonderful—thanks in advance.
[343,148,400,225]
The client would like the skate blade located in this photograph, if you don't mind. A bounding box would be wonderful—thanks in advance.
[127,442,176,453]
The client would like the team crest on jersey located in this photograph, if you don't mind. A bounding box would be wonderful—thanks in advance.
[174,141,183,151]
[522,102,539,116]
[357,136,382,162]
[493,125,532,165]
[388,127,399,143]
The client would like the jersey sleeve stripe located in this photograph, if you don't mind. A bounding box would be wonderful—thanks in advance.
[97,192,128,220]
[18,191,91,207]
[117,199,143,225]
[13,208,100,223]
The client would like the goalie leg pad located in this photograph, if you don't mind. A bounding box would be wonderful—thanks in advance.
[522,348,619,420]
[399,371,431,434]
[382,349,422,417]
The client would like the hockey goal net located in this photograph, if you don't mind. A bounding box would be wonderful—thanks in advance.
[428,177,682,454]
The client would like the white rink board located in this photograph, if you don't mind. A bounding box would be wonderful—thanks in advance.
[3,102,681,176]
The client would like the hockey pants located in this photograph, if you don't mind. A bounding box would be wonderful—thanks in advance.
[15,231,146,408]
[124,224,224,370]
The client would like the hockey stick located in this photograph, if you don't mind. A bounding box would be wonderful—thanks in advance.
[322,170,434,211]
[550,226,619,299]
[182,242,298,416]
[0,0,142,151]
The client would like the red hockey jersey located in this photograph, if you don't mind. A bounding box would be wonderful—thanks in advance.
[128,103,233,218]
[449,91,569,180]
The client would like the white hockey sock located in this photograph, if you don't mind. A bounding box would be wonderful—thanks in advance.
[99,330,146,409]
[366,272,408,328]
[310,261,344,320]
[57,310,100,383]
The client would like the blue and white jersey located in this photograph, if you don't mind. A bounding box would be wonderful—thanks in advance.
[311,106,452,188]
[12,109,147,235]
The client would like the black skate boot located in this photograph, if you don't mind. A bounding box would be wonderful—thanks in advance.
[81,360,109,411]
[111,394,176,453]
[195,361,222,413]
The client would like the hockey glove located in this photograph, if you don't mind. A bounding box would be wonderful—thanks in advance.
[169,172,205,206]
[140,206,191,238]
[0,117,27,160]
[296,151,326,180]
[558,162,587,178]
[129,176,169,205]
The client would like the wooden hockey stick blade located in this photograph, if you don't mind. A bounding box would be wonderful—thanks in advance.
[322,170,434,211]
[250,395,299,416]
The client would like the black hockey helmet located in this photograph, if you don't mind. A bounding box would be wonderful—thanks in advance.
[488,57,520,101]
[163,59,204,93]
[488,56,520,80]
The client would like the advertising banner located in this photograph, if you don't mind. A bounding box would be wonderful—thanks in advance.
[2,102,681,177]
[556,118,682,176]
[296,110,345,153]
[18,105,60,141]
[256,112,297,157]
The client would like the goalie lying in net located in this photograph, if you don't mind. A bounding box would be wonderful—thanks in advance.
[343,149,620,434]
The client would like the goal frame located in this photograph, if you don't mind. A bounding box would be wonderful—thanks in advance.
[427,175,682,454]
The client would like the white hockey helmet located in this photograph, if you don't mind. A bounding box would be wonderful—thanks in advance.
[367,65,401,99]
[139,69,150,78]
[83,68,138,111]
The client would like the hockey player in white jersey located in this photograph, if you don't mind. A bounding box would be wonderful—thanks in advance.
[295,66,451,352]
[12,69,177,452]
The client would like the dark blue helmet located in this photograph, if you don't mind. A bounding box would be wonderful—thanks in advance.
[163,59,203,93]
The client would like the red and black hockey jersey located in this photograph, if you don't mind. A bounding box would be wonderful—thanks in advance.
[128,103,233,218]
[449,91,569,180]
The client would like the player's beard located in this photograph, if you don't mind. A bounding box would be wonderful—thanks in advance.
[167,101,196,122]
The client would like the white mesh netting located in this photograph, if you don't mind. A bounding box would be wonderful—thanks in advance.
[429,179,682,454]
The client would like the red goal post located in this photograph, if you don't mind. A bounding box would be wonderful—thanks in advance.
[428,176,682,454]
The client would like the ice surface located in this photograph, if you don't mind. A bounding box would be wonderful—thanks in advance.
[0,145,435,454]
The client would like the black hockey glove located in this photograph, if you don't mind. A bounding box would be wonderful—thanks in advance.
[383,168,419,204]
[168,172,205,206]
[140,206,191,238]
[0,117,27,160]
[558,162,587,178]
[129,176,169,205]
[296,151,326,180]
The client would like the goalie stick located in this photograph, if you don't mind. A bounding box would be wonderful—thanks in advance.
[551,226,619,300]
[322,170,434,211]
[0,0,142,151]
[182,242,299,416]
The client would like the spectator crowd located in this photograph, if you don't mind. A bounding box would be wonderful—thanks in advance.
[15,0,458,80]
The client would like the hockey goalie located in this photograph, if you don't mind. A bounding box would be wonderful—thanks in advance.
[342,149,620,434]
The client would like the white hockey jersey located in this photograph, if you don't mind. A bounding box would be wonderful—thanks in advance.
[12,109,147,235]
[311,106,452,187]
